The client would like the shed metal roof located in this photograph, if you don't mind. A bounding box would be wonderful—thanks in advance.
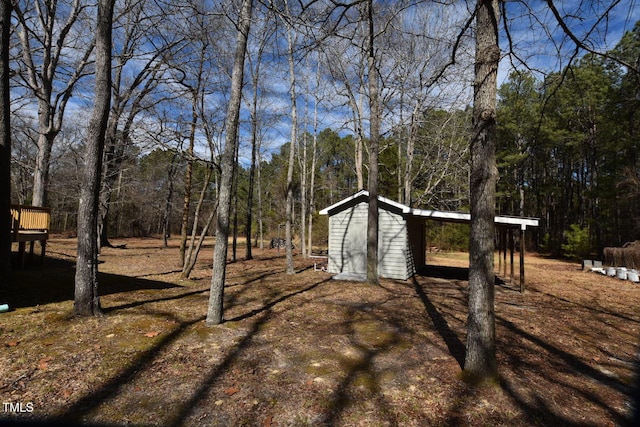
[319,190,539,230]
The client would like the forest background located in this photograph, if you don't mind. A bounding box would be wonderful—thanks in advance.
[7,0,640,262]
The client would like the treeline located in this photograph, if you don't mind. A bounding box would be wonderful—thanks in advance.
[34,111,470,250]
[7,0,639,259]
[15,16,640,258]
[497,22,640,257]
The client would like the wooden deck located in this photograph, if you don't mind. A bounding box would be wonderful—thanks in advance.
[10,205,51,266]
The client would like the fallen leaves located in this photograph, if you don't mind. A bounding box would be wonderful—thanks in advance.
[1,240,637,427]
[38,356,52,370]
[224,386,240,396]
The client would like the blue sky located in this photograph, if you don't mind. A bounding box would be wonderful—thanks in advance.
[13,0,640,166]
[259,0,640,161]
[498,0,640,83]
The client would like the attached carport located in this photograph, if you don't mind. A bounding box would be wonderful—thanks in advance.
[407,208,539,291]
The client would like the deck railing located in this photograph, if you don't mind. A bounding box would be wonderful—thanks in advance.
[10,205,51,236]
[9,205,51,266]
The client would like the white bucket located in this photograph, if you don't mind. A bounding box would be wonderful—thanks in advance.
[606,267,617,277]
[617,267,628,280]
[628,270,639,283]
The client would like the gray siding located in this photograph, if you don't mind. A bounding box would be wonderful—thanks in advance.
[378,209,410,280]
[328,202,369,275]
[327,201,415,280]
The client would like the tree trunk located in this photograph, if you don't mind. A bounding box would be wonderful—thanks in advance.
[285,0,297,275]
[162,153,179,247]
[32,130,55,207]
[74,0,115,317]
[403,105,420,206]
[206,0,252,326]
[246,72,260,259]
[179,97,198,266]
[355,91,365,191]
[0,0,11,288]
[98,109,136,249]
[464,0,500,382]
[231,140,239,263]
[366,0,380,285]
[183,167,218,279]
[299,125,307,259]
[162,182,173,247]
[307,63,320,257]
[257,152,264,250]
[182,205,216,278]
[245,34,268,258]
[98,121,131,249]
[183,167,213,277]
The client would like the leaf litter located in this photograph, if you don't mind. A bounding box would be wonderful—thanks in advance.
[0,237,638,426]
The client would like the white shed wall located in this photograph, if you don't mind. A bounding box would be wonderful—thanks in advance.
[327,201,414,280]
[327,202,368,275]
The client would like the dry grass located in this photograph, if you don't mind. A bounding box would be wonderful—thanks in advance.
[0,237,639,426]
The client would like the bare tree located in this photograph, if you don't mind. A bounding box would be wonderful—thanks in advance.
[182,101,224,278]
[0,0,11,287]
[283,0,298,274]
[464,0,499,382]
[322,42,366,191]
[380,4,472,206]
[206,0,252,326]
[176,53,205,267]
[366,0,380,285]
[410,110,470,210]
[74,0,115,317]
[182,164,216,278]
[161,151,180,247]
[299,69,309,260]
[12,0,95,207]
[99,0,174,248]
[244,14,272,260]
[306,56,323,257]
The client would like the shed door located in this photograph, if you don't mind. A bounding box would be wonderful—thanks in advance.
[346,219,367,274]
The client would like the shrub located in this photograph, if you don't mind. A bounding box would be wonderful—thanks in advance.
[561,223,592,260]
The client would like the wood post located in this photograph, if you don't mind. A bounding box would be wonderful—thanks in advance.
[509,228,514,284]
[502,227,507,277]
[520,227,525,293]
[497,226,502,275]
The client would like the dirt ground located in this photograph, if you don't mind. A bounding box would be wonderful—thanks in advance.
[1,237,639,426]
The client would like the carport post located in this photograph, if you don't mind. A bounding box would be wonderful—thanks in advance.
[520,225,526,293]
[502,227,507,277]
[497,226,502,275]
[509,228,514,284]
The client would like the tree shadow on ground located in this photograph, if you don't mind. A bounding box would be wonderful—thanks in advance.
[422,264,469,281]
[320,300,410,426]
[5,257,180,309]
[47,275,332,427]
[412,265,634,426]
[3,246,636,426]
[413,268,467,368]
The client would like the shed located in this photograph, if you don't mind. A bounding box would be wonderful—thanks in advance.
[319,190,539,287]
[319,190,425,280]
